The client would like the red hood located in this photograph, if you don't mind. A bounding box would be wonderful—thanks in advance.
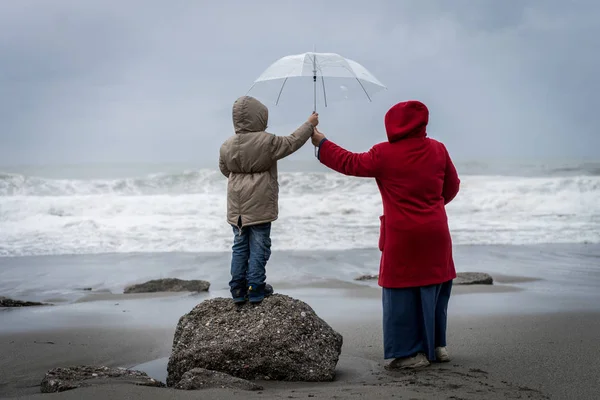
[384,100,429,142]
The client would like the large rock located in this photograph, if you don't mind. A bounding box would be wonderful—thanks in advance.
[174,368,263,391]
[123,278,210,294]
[166,294,343,386]
[354,272,494,285]
[0,296,50,307]
[40,366,165,393]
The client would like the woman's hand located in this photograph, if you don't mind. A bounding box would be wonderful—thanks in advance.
[311,127,326,146]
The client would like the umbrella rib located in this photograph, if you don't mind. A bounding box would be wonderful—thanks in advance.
[321,76,328,107]
[341,65,374,102]
[275,77,289,106]
[355,78,372,102]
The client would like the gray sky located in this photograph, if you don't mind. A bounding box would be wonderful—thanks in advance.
[1,0,599,166]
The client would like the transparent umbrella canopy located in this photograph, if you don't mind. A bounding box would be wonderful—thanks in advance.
[248,52,387,112]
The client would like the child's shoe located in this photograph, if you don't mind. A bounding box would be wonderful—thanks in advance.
[248,283,274,304]
[231,287,248,304]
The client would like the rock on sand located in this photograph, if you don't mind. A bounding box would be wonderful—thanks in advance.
[454,272,494,285]
[167,294,343,386]
[40,366,164,393]
[354,272,494,285]
[0,297,50,307]
[123,278,210,294]
[354,274,379,281]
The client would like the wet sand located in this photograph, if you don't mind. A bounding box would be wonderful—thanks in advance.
[1,244,600,399]
[0,327,173,397]
[1,283,599,399]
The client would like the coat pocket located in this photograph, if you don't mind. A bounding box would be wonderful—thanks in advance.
[378,215,385,251]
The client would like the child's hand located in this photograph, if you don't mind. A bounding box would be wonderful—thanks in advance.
[308,112,319,127]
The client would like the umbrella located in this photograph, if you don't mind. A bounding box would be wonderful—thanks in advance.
[248,51,387,112]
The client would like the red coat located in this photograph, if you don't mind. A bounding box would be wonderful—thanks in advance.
[318,101,460,288]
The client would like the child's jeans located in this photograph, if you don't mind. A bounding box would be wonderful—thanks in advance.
[229,222,272,297]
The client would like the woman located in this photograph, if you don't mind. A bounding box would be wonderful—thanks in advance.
[311,100,460,369]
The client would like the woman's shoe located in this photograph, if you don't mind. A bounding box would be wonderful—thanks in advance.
[386,353,430,370]
[435,347,451,362]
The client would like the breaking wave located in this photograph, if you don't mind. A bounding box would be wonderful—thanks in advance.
[1,169,599,256]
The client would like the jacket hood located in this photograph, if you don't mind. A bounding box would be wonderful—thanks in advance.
[384,100,429,142]
[232,96,268,134]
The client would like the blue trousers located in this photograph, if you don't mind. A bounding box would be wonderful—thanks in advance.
[382,280,452,361]
[229,223,272,295]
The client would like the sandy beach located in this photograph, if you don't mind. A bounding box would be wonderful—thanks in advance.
[2,305,599,399]
[1,244,600,399]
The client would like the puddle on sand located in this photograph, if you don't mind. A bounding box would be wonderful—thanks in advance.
[132,357,169,384]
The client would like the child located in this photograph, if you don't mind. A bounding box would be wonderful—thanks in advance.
[219,96,319,303]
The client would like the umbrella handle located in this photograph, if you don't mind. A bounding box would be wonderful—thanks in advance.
[312,47,317,112]
[312,77,318,160]
[311,49,318,158]
[313,53,317,156]
[313,74,317,113]
[313,72,317,158]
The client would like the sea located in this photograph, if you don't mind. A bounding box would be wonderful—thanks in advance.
[1,160,599,312]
